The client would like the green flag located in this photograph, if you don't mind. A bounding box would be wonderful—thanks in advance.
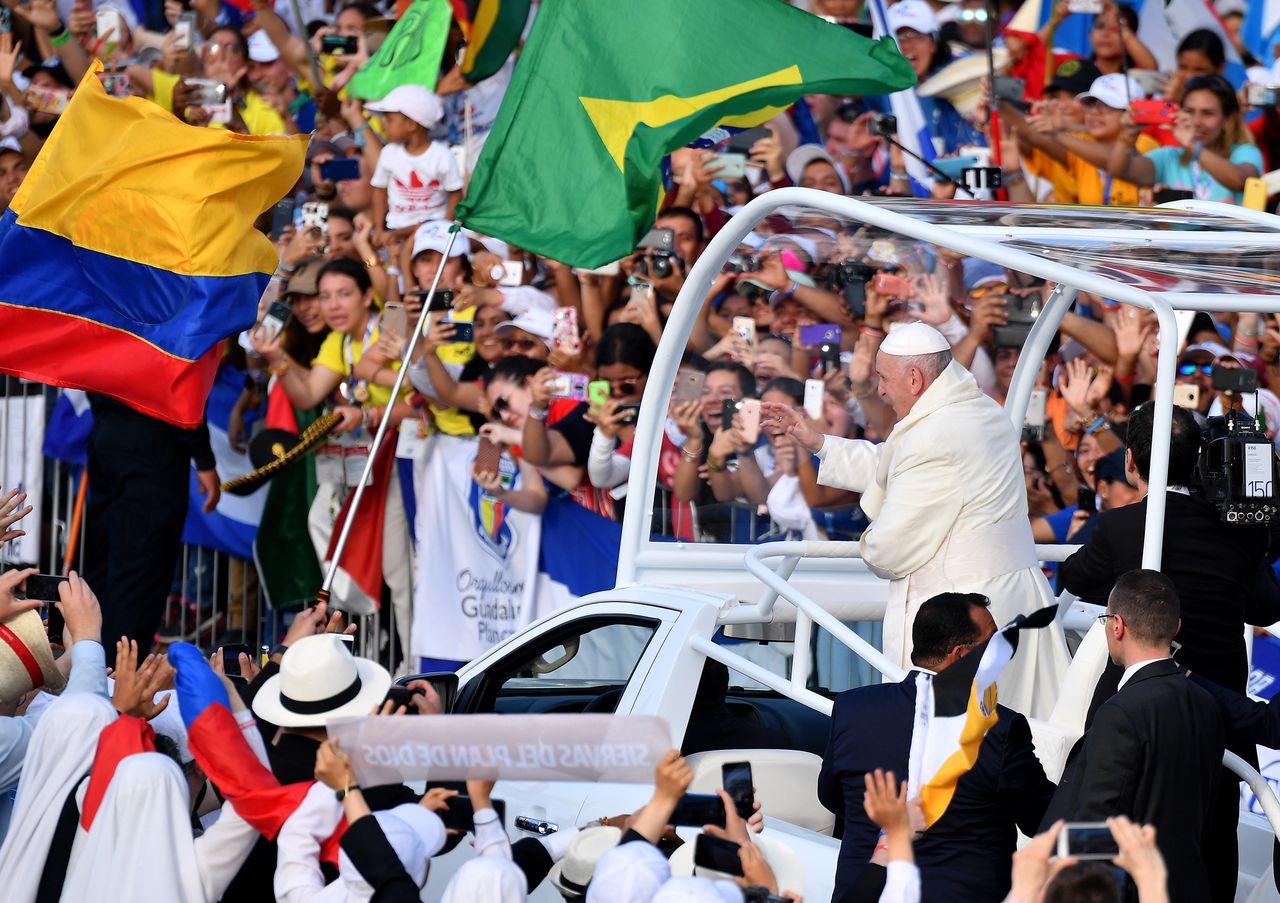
[349,0,452,100]
[456,0,916,268]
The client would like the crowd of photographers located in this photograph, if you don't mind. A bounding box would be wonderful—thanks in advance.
[5,0,1280,898]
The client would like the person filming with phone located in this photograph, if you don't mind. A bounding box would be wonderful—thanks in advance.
[760,321,1068,718]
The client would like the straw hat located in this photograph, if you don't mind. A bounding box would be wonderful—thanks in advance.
[547,825,623,898]
[251,634,391,728]
[0,609,65,703]
[221,411,343,496]
[917,49,1011,118]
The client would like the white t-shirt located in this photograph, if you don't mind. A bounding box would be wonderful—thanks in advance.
[370,141,464,230]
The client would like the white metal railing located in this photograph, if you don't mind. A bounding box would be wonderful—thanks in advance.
[1226,751,1280,839]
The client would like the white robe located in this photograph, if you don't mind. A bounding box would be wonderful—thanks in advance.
[817,361,1069,718]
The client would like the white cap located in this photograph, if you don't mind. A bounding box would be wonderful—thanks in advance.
[248,30,280,64]
[411,220,466,260]
[494,307,555,345]
[0,137,20,155]
[888,0,939,36]
[365,84,444,129]
[785,145,851,194]
[881,321,950,356]
[1077,73,1145,111]
[1216,0,1247,16]
[463,229,511,260]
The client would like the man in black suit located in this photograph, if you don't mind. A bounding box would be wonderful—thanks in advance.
[817,592,1054,903]
[1058,401,1275,902]
[1044,569,1224,903]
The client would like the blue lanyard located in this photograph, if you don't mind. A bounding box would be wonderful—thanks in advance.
[1101,172,1113,206]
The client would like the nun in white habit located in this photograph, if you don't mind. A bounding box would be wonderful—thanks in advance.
[761,322,1069,718]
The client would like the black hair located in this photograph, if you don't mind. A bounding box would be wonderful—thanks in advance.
[209,25,249,59]
[707,360,755,399]
[1110,569,1180,645]
[1177,28,1226,70]
[1043,863,1123,903]
[317,257,372,295]
[327,206,358,225]
[1126,401,1200,486]
[693,659,730,711]
[595,323,656,372]
[680,351,711,373]
[762,377,804,405]
[655,206,705,249]
[1183,73,1241,119]
[910,593,991,667]
[338,1,380,21]
[22,61,75,91]
[485,355,544,388]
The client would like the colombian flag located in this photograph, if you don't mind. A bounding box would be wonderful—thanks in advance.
[0,63,306,427]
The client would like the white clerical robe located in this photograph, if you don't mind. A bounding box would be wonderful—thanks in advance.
[817,360,1069,719]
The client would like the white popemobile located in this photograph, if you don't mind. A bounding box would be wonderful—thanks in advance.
[418,194,1280,901]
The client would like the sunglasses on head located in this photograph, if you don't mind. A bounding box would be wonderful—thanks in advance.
[968,282,1009,299]
[1177,361,1213,377]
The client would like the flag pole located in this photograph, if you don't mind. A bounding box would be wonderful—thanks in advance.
[317,223,462,606]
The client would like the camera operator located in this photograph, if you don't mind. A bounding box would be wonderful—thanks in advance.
[1058,399,1279,903]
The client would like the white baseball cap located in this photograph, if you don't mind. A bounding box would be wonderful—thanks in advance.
[365,84,444,129]
[494,307,556,345]
[888,0,939,36]
[785,145,851,194]
[1077,73,1146,110]
[248,30,280,64]
[411,220,467,260]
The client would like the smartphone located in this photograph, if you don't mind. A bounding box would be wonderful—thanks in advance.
[1173,383,1200,409]
[737,399,761,444]
[819,343,841,376]
[721,761,755,813]
[300,201,329,235]
[872,272,909,299]
[319,158,362,182]
[1246,84,1280,107]
[630,280,655,308]
[803,379,825,420]
[381,301,408,339]
[22,574,68,602]
[270,199,296,240]
[1212,364,1258,394]
[0,8,9,34]
[173,11,197,51]
[1022,388,1047,442]
[616,404,641,426]
[321,34,359,55]
[587,380,610,407]
[674,369,707,405]
[221,642,253,678]
[499,261,525,287]
[1153,187,1194,205]
[25,85,71,115]
[732,316,757,349]
[1244,177,1268,211]
[693,834,745,876]
[383,685,424,714]
[670,792,727,828]
[552,307,579,354]
[798,323,841,347]
[720,399,741,433]
[1066,0,1103,12]
[259,300,293,342]
[726,126,772,155]
[445,317,473,343]
[1058,822,1119,860]
[101,72,131,98]
[992,75,1027,106]
[636,227,675,253]
[549,371,588,401]
[475,436,502,474]
[417,288,454,313]
[1077,484,1097,517]
[95,6,123,42]
[712,152,747,179]
[1129,99,1179,127]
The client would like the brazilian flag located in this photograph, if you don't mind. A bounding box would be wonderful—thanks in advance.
[456,0,916,269]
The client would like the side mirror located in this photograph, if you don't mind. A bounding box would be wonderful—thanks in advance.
[394,671,460,714]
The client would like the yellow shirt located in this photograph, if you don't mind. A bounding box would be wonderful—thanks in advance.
[430,306,479,437]
[149,69,286,136]
[1024,143,1075,203]
[1066,134,1158,206]
[312,325,406,409]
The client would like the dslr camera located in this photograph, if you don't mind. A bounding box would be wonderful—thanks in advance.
[1194,365,1280,525]
[723,252,760,275]
[991,292,1041,350]
[634,227,682,280]
[868,112,897,138]
[824,257,874,318]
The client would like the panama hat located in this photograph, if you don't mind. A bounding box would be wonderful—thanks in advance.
[547,825,623,898]
[251,634,391,728]
[917,49,1011,118]
[0,609,65,703]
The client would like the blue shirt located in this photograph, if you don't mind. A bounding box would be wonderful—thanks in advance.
[1144,142,1263,204]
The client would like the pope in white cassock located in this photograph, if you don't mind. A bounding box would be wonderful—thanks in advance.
[761,321,1068,718]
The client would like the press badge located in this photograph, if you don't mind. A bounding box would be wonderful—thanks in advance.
[315,443,344,485]
[395,419,427,460]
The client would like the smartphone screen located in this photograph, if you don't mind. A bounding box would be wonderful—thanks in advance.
[1058,822,1119,860]
[693,834,745,876]
[221,643,252,678]
[670,792,726,828]
[319,158,362,182]
[721,761,755,815]
[23,574,68,602]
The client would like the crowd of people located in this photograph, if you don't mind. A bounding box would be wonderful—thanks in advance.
[6,0,1280,898]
